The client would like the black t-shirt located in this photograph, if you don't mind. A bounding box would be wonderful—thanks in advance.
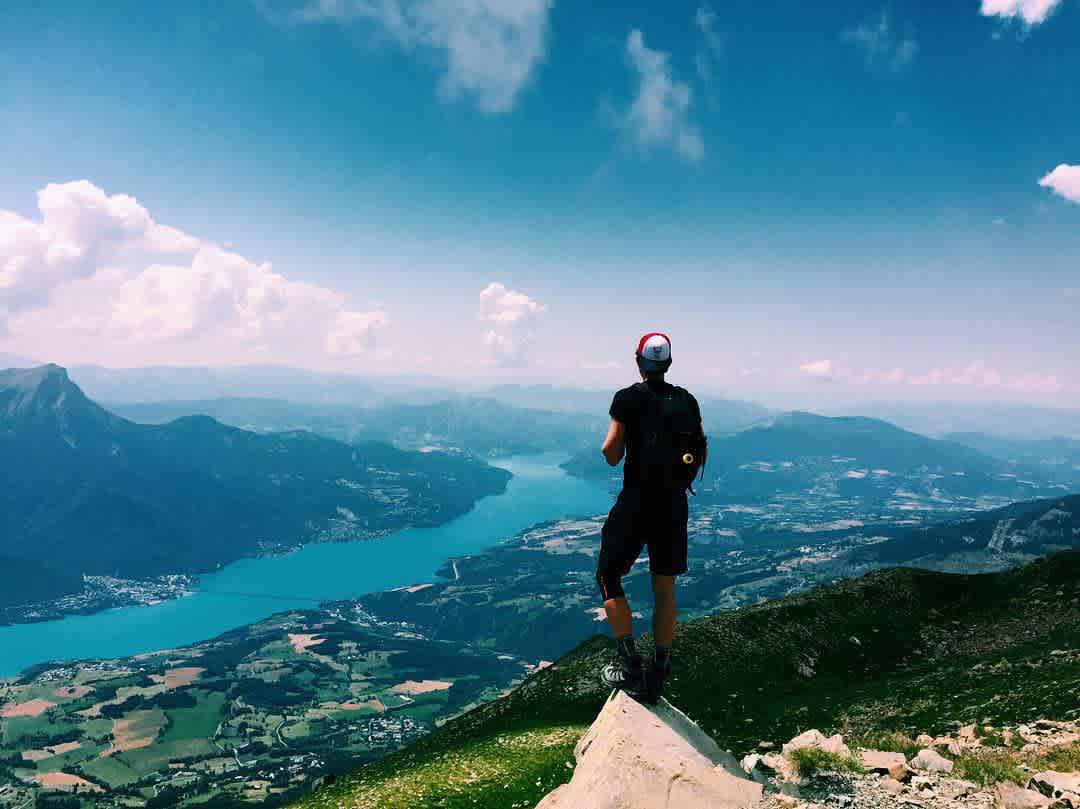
[609,379,702,490]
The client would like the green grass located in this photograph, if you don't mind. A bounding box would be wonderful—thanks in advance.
[1031,741,1080,773]
[953,750,1027,786]
[300,724,585,809]
[788,747,865,778]
[853,731,922,759]
[79,754,139,787]
[159,693,225,744]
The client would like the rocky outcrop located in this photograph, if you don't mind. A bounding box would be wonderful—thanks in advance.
[783,730,851,759]
[912,748,955,774]
[860,750,909,781]
[995,782,1051,809]
[1030,771,1080,805]
[534,691,763,809]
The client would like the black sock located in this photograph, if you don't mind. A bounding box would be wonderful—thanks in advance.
[654,645,671,670]
[616,635,639,664]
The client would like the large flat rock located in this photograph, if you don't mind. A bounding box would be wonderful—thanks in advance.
[535,691,763,809]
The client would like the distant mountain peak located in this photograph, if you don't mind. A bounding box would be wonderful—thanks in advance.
[1,362,69,387]
[0,363,101,424]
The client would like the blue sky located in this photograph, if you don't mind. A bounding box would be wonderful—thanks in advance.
[0,0,1078,405]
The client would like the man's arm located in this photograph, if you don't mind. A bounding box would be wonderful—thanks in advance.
[601,419,626,467]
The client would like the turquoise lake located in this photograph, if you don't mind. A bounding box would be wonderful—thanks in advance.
[0,453,611,678]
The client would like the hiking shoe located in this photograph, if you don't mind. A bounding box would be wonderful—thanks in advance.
[643,658,672,705]
[600,655,646,696]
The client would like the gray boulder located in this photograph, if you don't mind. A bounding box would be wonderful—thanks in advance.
[534,691,763,809]
[860,750,909,781]
[911,747,954,774]
[995,782,1052,809]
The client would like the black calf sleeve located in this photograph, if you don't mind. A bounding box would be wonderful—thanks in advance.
[596,570,625,600]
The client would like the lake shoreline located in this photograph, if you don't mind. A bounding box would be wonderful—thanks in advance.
[0,452,611,678]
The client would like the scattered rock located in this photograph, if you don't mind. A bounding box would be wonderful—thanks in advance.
[937,779,981,800]
[995,782,1052,809]
[916,734,934,747]
[881,778,905,795]
[911,775,932,787]
[860,750,909,781]
[782,730,851,759]
[911,748,954,774]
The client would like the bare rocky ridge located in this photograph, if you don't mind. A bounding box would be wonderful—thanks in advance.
[534,695,1079,809]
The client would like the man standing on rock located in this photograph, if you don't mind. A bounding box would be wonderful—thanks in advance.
[596,332,707,702]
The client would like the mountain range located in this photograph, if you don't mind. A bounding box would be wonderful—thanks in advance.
[107,395,604,458]
[0,365,510,608]
[561,410,1065,508]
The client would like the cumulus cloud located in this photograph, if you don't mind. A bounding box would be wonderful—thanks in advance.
[326,309,390,356]
[799,359,835,378]
[277,0,553,114]
[1,181,386,364]
[980,0,1062,25]
[624,29,704,163]
[1039,164,1080,204]
[842,10,918,72]
[0,181,198,321]
[478,281,546,366]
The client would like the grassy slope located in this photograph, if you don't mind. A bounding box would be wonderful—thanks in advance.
[294,552,1080,809]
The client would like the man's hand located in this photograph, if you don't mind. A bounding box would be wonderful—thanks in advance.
[601,419,626,466]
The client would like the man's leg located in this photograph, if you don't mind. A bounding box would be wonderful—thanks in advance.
[603,594,633,639]
[597,573,639,669]
[651,574,676,649]
[597,494,646,692]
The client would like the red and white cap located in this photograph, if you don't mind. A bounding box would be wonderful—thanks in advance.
[635,332,672,372]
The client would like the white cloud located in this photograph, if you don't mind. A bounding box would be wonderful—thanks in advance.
[1039,164,1080,204]
[980,0,1063,25]
[694,5,723,85]
[844,360,1062,394]
[1007,372,1063,394]
[0,181,198,321]
[478,281,546,366]
[842,10,918,72]
[624,29,704,163]
[799,359,834,378]
[327,309,390,356]
[1,181,386,364]
[857,367,907,385]
[280,0,553,114]
[795,359,1067,394]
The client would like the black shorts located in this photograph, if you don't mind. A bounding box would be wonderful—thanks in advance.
[598,488,689,583]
